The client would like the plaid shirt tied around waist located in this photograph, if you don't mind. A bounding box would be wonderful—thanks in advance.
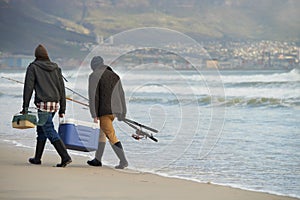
[37,102,59,113]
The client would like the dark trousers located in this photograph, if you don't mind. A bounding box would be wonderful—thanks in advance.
[36,111,60,143]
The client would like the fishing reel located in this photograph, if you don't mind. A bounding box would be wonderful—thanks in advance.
[131,130,144,140]
[124,118,158,142]
[131,129,158,142]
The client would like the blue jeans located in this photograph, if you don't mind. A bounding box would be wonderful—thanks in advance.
[36,111,60,143]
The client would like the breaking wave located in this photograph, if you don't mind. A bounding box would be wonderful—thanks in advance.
[128,95,300,108]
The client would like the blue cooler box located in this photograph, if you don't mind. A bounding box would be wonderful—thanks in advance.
[58,119,99,152]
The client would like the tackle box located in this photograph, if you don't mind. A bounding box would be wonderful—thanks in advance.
[58,119,99,152]
[12,113,37,129]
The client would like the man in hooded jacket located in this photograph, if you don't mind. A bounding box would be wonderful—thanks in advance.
[22,44,72,167]
[87,56,128,169]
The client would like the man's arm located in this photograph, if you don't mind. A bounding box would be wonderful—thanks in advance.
[58,68,66,117]
[115,79,126,121]
[22,65,35,112]
[88,74,99,119]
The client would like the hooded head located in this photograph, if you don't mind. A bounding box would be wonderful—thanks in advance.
[90,56,104,71]
[35,44,50,61]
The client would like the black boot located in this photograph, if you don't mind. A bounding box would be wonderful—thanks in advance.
[52,140,72,167]
[111,142,128,169]
[87,142,105,167]
[87,158,102,166]
[29,140,46,165]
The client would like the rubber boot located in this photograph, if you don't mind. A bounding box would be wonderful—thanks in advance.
[87,142,106,167]
[111,141,128,169]
[52,140,72,167]
[29,140,46,165]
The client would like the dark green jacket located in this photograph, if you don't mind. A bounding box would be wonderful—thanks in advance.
[22,60,66,114]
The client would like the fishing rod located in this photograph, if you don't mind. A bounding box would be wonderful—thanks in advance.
[66,97,89,107]
[64,94,158,136]
[63,96,159,141]
[65,87,88,101]
[2,76,159,141]
[1,76,24,84]
[1,76,87,106]
[1,76,88,101]
[124,118,158,133]
[61,75,89,101]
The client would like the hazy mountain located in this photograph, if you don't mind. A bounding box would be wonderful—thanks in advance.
[0,0,95,59]
[0,0,299,58]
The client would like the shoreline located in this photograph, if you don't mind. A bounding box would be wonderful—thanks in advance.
[0,141,299,200]
[1,66,297,71]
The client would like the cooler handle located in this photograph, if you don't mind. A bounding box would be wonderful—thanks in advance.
[59,116,66,124]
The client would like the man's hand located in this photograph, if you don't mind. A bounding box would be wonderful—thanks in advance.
[20,108,28,114]
[59,113,65,118]
[93,117,99,124]
[116,113,126,121]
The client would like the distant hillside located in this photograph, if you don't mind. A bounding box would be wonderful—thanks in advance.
[0,0,299,58]
[0,0,95,59]
[84,0,300,41]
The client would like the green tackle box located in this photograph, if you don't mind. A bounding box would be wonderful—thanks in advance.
[12,113,37,129]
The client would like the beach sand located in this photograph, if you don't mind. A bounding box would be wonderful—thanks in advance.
[0,142,298,200]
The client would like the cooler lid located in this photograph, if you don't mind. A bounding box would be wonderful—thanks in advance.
[60,118,99,129]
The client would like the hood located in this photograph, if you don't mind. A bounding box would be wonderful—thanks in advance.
[35,44,50,61]
[33,60,58,72]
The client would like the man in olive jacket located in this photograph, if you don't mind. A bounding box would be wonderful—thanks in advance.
[87,56,128,169]
[22,44,71,167]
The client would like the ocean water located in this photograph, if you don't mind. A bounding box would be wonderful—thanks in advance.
[0,67,299,198]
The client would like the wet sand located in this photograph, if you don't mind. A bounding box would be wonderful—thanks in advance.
[0,142,298,200]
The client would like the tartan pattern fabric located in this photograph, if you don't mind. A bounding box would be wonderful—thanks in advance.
[37,102,59,113]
